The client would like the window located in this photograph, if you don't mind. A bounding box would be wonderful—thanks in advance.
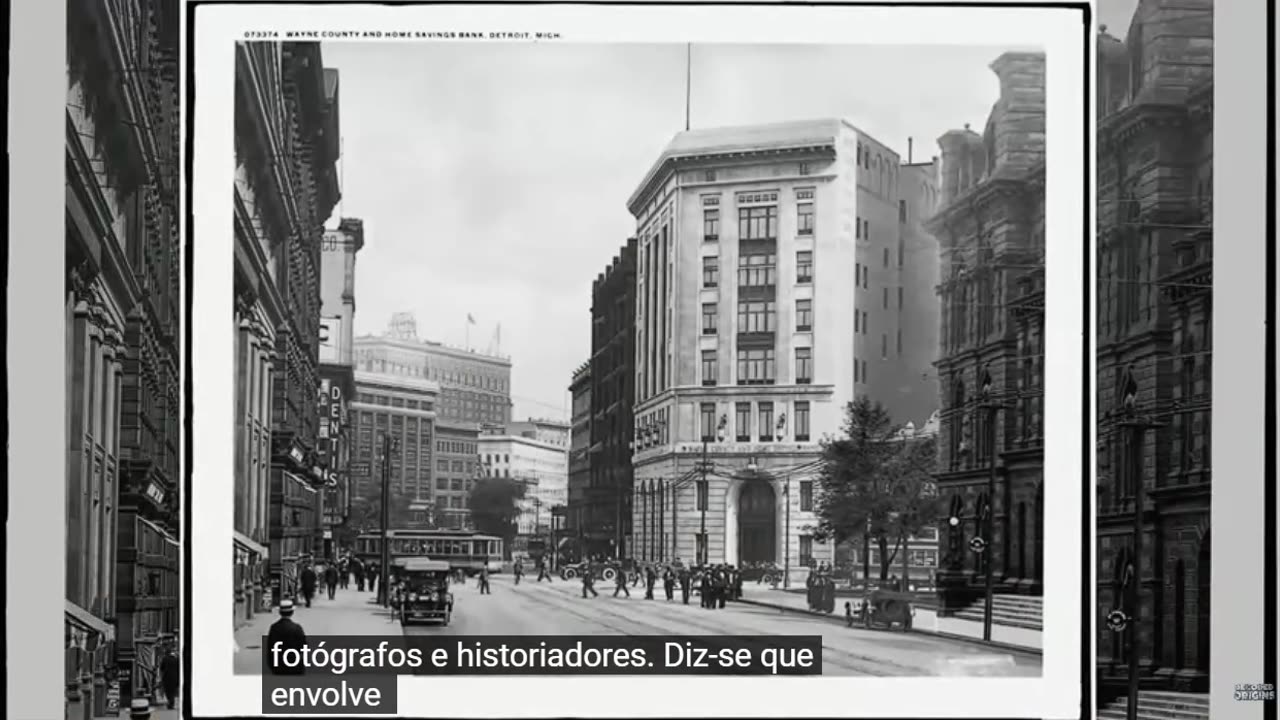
[738,206,778,241]
[855,262,862,286]
[705,170,717,182]
[796,347,812,384]
[800,481,813,511]
[738,253,777,287]
[896,329,903,355]
[799,535,814,567]
[856,143,863,164]
[899,199,907,223]
[437,459,448,471]
[798,162,811,176]
[736,348,776,385]
[898,286,904,309]
[861,359,868,384]
[854,311,860,333]
[856,219,862,240]
[883,247,890,267]
[737,300,777,333]
[696,480,709,512]
[703,209,720,241]
[854,359,860,383]
[702,256,719,288]
[700,403,717,441]
[436,478,448,490]
[796,299,813,331]
[898,237,905,266]
[797,203,814,235]
[701,349,718,386]
[796,251,813,283]
[735,403,751,441]
[702,303,718,335]
[758,402,774,441]
[882,333,888,359]
[863,219,870,241]
[862,310,868,333]
[862,267,868,289]
[795,402,811,441]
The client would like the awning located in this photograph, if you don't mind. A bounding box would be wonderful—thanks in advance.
[234,530,269,558]
[65,601,115,642]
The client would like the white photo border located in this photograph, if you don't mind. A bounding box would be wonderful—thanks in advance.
[188,2,1088,718]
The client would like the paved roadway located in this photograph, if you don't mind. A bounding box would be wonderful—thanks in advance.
[399,575,1042,677]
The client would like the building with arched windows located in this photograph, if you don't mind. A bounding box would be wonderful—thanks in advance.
[925,51,1047,622]
[1094,0,1213,703]
[624,119,941,580]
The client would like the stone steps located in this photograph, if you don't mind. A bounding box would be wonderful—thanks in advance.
[1097,691,1209,720]
[953,593,1043,630]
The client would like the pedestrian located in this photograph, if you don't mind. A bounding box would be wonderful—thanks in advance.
[662,566,676,601]
[324,564,338,600]
[631,560,642,588]
[679,566,692,605]
[805,569,817,610]
[338,558,350,589]
[700,570,712,608]
[732,565,744,601]
[478,566,491,595]
[536,558,552,582]
[644,565,657,600]
[513,559,523,585]
[299,564,317,608]
[612,567,630,597]
[159,641,180,709]
[354,561,365,592]
[845,601,855,628]
[581,568,599,599]
[716,567,728,609]
[266,600,307,676]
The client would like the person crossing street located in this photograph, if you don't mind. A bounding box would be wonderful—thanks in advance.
[612,565,630,597]
[581,568,599,598]
[477,566,492,594]
[513,559,524,585]
[679,566,692,604]
[662,566,676,601]
[536,557,553,582]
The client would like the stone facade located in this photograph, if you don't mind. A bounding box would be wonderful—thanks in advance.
[66,0,181,709]
[926,51,1047,613]
[232,41,343,606]
[1094,0,1213,700]
[625,120,939,576]
[566,363,593,553]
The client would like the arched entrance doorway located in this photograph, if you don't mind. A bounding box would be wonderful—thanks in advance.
[737,480,777,565]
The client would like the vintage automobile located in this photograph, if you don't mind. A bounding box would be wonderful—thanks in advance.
[560,559,640,584]
[398,558,454,626]
[861,589,915,631]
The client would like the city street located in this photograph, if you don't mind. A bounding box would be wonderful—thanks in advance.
[236,578,1040,677]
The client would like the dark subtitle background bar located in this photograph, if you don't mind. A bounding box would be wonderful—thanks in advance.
[261,635,823,675]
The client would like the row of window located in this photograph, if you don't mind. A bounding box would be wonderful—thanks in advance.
[698,347,812,386]
[436,440,477,455]
[700,298,814,335]
[701,251,815,289]
[698,400,811,442]
[434,477,477,492]
[702,203,814,244]
[355,393,434,412]
[434,459,476,474]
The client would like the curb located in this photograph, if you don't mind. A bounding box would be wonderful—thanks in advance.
[734,598,1042,657]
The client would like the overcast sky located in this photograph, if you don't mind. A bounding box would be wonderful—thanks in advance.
[320,40,1054,422]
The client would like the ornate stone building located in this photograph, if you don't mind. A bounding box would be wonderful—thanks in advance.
[66,0,180,709]
[926,51,1047,614]
[232,41,342,608]
[1094,0,1213,700]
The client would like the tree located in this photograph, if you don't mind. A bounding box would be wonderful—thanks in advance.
[467,477,526,548]
[346,482,414,535]
[813,397,942,582]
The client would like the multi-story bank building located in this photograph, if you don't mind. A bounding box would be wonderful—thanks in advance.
[626,120,940,580]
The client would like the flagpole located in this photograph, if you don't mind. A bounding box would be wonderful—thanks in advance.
[465,317,470,352]
[685,42,692,131]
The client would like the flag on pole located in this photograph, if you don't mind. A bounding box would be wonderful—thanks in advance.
[467,314,476,325]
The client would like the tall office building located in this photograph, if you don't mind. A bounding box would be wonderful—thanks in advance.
[354,314,513,425]
[625,119,940,578]
[567,363,593,548]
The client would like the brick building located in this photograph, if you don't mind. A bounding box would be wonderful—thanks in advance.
[589,239,638,558]
[566,362,592,554]
[1094,0,1213,700]
[926,51,1047,614]
[65,0,181,709]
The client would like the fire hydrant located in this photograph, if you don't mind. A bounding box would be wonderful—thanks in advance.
[129,698,152,719]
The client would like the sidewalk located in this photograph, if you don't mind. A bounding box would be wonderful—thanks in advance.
[734,585,1042,653]
[234,587,399,674]
[64,698,178,720]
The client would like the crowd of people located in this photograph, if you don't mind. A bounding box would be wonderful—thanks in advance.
[562,557,747,609]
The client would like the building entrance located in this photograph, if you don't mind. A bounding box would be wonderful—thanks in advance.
[737,480,776,564]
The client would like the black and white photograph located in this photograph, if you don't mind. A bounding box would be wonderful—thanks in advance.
[63,1,183,718]
[192,3,1085,716]
[1092,1,1215,719]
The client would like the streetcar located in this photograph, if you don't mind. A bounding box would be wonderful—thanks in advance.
[353,529,504,576]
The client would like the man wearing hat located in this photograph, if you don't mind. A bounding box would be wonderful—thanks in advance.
[266,600,308,675]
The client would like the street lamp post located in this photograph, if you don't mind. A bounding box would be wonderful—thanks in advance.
[977,379,1002,642]
[698,415,727,566]
[777,414,790,589]
[378,432,397,608]
[1115,391,1163,720]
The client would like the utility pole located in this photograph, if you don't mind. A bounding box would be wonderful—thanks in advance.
[978,380,1002,642]
[1117,392,1162,720]
[378,432,396,608]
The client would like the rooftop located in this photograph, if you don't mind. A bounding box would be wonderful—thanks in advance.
[353,369,440,395]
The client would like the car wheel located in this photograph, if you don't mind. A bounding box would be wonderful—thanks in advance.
[602,567,617,582]
[563,568,577,580]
